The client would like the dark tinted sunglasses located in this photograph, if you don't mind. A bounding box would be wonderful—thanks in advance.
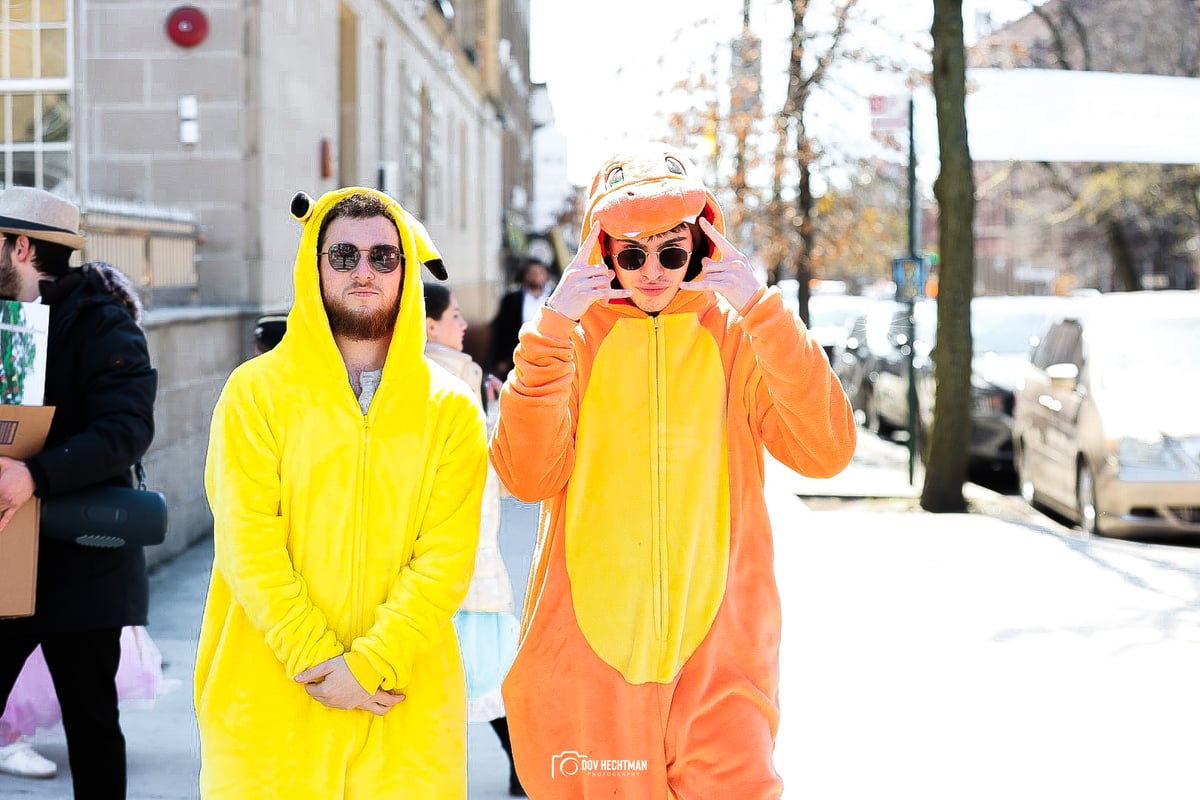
[321,242,404,273]
[613,245,690,271]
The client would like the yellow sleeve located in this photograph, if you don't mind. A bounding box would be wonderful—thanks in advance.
[739,287,858,478]
[204,374,344,678]
[489,306,580,502]
[346,397,487,693]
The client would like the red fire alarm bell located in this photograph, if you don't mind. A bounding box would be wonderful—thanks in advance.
[166,6,209,48]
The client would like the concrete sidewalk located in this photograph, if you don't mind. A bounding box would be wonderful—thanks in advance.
[7,437,1200,798]
[0,438,992,799]
[0,498,542,800]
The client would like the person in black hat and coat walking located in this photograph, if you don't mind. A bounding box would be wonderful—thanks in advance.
[0,186,157,800]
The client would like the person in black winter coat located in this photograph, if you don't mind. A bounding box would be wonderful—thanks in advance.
[0,187,157,800]
[486,257,551,379]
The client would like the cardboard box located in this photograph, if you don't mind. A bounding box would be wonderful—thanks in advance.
[0,404,54,618]
[0,301,53,617]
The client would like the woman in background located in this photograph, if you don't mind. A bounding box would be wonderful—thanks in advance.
[423,281,524,797]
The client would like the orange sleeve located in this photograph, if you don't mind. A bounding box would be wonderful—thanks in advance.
[739,288,858,477]
[489,306,581,502]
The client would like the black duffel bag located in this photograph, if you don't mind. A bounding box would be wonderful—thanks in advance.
[40,462,168,549]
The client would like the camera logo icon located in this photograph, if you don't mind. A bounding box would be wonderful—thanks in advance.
[551,750,587,778]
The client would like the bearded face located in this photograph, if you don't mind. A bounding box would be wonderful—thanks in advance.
[322,279,402,342]
[317,216,405,343]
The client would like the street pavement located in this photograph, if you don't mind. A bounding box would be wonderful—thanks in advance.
[5,434,1200,798]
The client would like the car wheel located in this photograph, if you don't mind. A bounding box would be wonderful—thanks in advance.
[1017,441,1037,506]
[1076,460,1100,536]
[852,380,870,426]
[863,387,879,432]
[864,388,893,438]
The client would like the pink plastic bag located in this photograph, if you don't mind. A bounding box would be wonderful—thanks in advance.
[1,626,169,742]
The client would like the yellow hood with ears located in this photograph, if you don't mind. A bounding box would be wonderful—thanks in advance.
[283,187,447,387]
[581,141,726,262]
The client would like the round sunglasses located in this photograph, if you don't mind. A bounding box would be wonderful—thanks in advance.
[612,245,691,271]
[320,242,404,273]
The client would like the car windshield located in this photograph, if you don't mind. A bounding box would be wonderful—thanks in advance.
[973,310,1059,355]
[1092,317,1200,384]
[809,297,871,329]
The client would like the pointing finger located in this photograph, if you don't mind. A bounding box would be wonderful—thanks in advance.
[698,216,728,245]
[584,220,603,249]
[571,222,604,268]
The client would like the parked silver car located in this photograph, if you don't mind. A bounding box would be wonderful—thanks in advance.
[957,295,1080,471]
[1013,291,1200,536]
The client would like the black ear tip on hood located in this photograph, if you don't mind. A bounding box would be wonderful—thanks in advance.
[424,259,449,281]
[290,192,313,221]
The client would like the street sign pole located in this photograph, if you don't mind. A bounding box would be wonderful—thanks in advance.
[893,255,925,487]
[906,96,920,487]
[875,92,923,486]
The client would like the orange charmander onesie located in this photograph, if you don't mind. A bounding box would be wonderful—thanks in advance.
[489,143,857,799]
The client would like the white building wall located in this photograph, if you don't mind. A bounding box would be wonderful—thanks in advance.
[306,0,506,324]
[530,124,570,233]
[255,0,343,311]
[64,0,523,554]
[79,0,253,304]
[528,85,571,234]
[79,0,505,314]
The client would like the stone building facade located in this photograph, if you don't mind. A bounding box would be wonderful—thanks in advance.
[0,0,539,559]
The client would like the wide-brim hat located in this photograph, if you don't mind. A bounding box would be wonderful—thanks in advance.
[0,186,85,250]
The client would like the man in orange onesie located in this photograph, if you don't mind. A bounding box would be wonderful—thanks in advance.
[490,142,858,798]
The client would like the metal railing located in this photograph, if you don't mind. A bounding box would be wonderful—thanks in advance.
[79,197,200,305]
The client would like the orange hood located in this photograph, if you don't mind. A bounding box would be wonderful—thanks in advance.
[581,142,726,263]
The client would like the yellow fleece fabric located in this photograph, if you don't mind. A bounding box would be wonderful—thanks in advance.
[195,187,485,799]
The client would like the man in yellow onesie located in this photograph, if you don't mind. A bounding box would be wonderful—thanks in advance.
[196,188,486,799]
[490,143,858,798]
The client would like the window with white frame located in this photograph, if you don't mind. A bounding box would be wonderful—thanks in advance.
[401,72,423,214]
[0,0,71,191]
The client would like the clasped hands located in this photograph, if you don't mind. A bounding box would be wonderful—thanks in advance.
[295,655,405,716]
[545,216,763,321]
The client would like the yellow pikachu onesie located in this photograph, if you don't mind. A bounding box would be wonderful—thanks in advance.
[196,187,486,799]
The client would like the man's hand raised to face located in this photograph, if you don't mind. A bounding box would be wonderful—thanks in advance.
[543,223,632,322]
[681,217,765,312]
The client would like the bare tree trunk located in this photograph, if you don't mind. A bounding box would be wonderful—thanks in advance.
[781,0,858,324]
[795,123,815,325]
[1105,218,1141,290]
[789,2,814,325]
[768,114,789,288]
[922,0,975,513]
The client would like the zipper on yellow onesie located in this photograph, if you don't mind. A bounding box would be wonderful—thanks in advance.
[650,316,667,645]
[358,417,371,638]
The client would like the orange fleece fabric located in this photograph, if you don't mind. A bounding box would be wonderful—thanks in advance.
[490,143,857,799]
